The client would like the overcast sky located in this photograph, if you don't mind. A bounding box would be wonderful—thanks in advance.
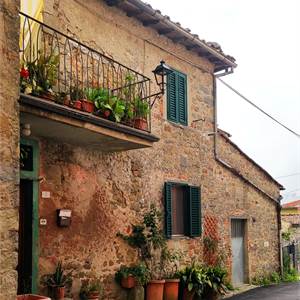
[147,0,300,203]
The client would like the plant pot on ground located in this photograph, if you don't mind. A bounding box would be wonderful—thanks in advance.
[146,279,165,300]
[202,265,227,300]
[115,263,150,290]
[163,279,180,300]
[41,261,72,300]
[80,278,102,300]
[182,288,196,300]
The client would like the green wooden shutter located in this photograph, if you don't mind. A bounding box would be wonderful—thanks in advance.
[177,73,187,125]
[164,182,173,238]
[167,72,177,122]
[188,186,201,237]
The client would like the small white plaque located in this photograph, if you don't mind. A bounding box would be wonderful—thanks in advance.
[264,241,269,247]
[42,191,51,198]
[59,209,72,217]
[40,218,47,226]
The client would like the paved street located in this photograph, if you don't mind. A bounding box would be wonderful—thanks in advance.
[227,282,300,300]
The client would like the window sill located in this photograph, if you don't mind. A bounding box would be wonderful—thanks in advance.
[165,119,189,129]
[171,234,191,240]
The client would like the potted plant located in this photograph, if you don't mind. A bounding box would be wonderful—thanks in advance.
[70,86,85,110]
[80,278,102,300]
[20,52,59,100]
[133,97,149,130]
[41,261,72,300]
[115,266,136,289]
[179,263,207,300]
[115,263,150,289]
[118,204,167,300]
[202,266,227,300]
[161,248,182,300]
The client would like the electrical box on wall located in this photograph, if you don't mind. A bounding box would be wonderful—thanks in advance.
[57,209,72,227]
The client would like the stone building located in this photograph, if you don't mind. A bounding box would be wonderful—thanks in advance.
[281,200,300,243]
[0,0,284,299]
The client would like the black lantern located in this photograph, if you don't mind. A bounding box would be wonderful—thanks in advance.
[152,60,173,95]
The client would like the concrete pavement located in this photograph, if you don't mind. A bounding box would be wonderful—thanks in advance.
[226,282,300,300]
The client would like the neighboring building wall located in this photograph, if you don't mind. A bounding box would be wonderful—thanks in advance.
[27,1,283,299]
[282,211,300,243]
[0,1,20,300]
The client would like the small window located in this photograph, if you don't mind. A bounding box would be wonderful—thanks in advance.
[167,70,187,125]
[164,182,201,238]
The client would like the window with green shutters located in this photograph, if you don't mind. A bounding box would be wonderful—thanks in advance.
[164,182,201,238]
[167,70,187,125]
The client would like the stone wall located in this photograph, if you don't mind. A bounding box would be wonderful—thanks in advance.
[0,1,20,299]
[18,0,283,299]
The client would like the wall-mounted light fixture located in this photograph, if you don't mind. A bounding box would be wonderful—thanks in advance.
[21,123,31,136]
[150,60,173,107]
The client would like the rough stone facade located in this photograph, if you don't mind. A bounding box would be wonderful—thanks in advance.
[0,1,20,300]
[0,0,282,299]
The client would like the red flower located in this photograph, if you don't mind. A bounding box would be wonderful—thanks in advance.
[20,68,29,79]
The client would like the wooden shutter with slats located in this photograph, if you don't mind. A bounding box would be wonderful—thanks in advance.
[164,182,173,239]
[167,70,187,125]
[167,72,177,122]
[189,186,201,237]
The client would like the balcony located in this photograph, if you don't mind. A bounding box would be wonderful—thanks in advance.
[19,12,159,151]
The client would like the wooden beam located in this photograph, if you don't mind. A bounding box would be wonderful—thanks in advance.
[171,36,187,43]
[143,19,160,26]
[158,28,174,35]
[126,9,143,17]
[105,0,123,7]
[186,44,197,51]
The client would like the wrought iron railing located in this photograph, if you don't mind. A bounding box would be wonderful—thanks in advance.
[19,12,152,132]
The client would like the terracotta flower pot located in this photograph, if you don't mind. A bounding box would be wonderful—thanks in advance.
[73,100,82,110]
[53,286,65,300]
[63,95,71,107]
[41,91,55,101]
[134,118,148,131]
[163,279,180,300]
[203,289,219,300]
[82,100,95,113]
[121,275,136,289]
[146,280,165,300]
[87,291,100,300]
[182,288,195,300]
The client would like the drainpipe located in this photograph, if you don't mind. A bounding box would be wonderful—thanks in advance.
[213,72,283,276]
[277,200,283,275]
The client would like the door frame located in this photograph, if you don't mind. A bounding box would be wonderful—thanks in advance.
[20,138,39,293]
[230,217,249,285]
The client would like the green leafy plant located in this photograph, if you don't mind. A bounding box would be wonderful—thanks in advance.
[160,247,182,279]
[20,52,59,96]
[70,86,85,101]
[282,228,295,242]
[115,263,150,286]
[41,261,72,287]
[86,87,125,122]
[179,262,208,296]
[79,278,102,300]
[203,265,228,296]
[134,97,150,119]
[117,204,167,279]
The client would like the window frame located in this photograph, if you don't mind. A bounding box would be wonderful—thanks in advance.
[164,182,201,239]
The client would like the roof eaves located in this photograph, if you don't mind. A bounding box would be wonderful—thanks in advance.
[104,0,237,72]
[218,129,285,190]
